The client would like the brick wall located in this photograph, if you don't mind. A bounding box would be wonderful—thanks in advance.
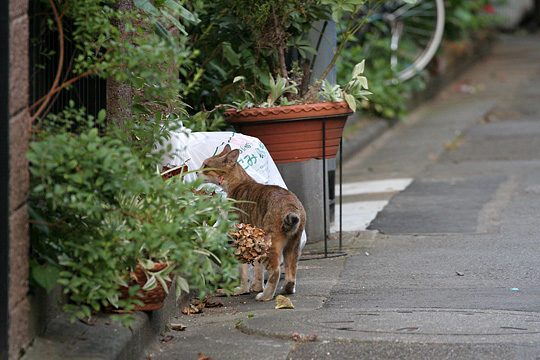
[8,0,30,357]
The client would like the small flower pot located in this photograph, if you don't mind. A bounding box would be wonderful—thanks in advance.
[225,101,353,164]
[119,262,172,311]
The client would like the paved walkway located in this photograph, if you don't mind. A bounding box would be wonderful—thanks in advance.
[145,33,540,360]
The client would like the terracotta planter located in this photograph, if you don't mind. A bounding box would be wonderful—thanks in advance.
[225,101,353,164]
[119,262,172,311]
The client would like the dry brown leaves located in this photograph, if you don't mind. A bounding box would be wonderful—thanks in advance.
[275,294,294,309]
[181,297,223,315]
[228,223,271,264]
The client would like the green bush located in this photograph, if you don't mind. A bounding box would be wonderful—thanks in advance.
[336,0,500,120]
[337,33,426,119]
[445,0,500,41]
[29,0,239,324]
[29,115,238,323]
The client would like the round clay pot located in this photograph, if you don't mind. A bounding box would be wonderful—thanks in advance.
[119,262,172,311]
[224,101,352,164]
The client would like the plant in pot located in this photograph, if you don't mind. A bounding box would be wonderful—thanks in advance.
[28,112,239,324]
[187,0,372,163]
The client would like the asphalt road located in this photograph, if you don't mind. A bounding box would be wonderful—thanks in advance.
[145,33,540,360]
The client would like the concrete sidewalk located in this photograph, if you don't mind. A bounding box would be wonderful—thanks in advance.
[145,33,540,360]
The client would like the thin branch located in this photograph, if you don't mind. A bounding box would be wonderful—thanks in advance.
[29,51,108,113]
[41,50,76,119]
[31,0,65,123]
[272,9,288,78]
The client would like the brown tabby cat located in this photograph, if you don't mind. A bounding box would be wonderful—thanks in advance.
[201,144,306,301]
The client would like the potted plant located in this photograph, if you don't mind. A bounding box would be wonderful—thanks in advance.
[225,66,370,163]
[192,0,372,163]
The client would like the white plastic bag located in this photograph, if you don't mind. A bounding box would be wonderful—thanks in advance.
[161,130,307,249]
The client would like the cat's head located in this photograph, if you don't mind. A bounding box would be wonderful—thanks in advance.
[200,144,240,186]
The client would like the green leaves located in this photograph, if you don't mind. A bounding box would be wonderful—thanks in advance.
[318,59,371,113]
[31,262,60,293]
[265,74,298,107]
[352,60,365,78]
[29,126,239,323]
[344,93,357,112]
[222,42,241,67]
[134,0,200,36]
[175,276,190,300]
[321,0,367,23]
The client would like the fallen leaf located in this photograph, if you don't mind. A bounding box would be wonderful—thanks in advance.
[160,335,174,343]
[181,303,203,315]
[198,352,213,360]
[169,323,186,331]
[275,295,294,309]
[203,297,223,308]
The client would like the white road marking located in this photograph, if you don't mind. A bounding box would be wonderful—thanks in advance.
[331,200,389,232]
[331,178,413,232]
[336,178,413,197]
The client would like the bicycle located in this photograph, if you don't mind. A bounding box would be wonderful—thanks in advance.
[355,0,445,82]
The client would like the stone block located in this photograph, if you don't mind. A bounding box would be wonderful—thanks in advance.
[8,298,30,360]
[9,110,30,212]
[9,15,29,116]
[9,205,30,311]
[9,0,28,20]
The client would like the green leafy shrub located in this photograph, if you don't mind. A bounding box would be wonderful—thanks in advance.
[337,44,426,119]
[337,0,499,120]
[29,0,239,324]
[183,0,372,113]
[29,116,238,323]
[445,0,500,41]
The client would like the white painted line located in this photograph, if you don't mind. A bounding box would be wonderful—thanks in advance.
[331,200,389,232]
[336,178,413,197]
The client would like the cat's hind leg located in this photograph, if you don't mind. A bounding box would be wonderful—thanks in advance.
[250,261,264,293]
[280,232,301,295]
[255,233,285,301]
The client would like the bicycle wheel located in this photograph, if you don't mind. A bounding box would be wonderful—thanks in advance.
[386,0,445,81]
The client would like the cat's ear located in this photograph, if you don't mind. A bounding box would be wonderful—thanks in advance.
[225,149,240,165]
[217,144,232,157]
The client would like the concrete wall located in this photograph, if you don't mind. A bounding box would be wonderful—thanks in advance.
[8,0,31,357]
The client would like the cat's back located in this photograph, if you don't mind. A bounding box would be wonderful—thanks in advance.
[229,182,304,226]
[230,182,295,204]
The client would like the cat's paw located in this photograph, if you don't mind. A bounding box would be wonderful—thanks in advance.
[233,286,250,296]
[250,284,263,293]
[279,282,296,295]
[255,292,273,301]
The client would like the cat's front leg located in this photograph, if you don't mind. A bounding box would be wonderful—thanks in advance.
[233,263,250,295]
[255,255,280,301]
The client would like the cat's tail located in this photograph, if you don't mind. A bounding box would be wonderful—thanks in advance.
[283,213,301,234]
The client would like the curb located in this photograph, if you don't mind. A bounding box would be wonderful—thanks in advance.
[22,286,188,360]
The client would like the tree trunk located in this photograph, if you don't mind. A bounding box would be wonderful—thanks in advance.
[107,0,133,128]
